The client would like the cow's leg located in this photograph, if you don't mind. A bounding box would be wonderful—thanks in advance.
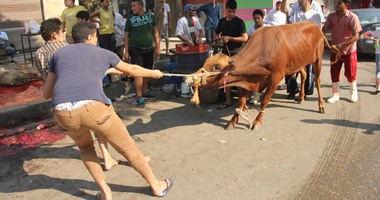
[225,89,249,130]
[297,68,307,103]
[190,82,200,107]
[251,77,282,130]
[313,59,325,113]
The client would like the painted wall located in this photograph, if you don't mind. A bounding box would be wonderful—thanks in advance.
[233,0,275,31]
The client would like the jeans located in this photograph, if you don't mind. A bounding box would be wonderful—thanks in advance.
[204,28,215,45]
[53,101,153,183]
[0,43,16,58]
[98,33,116,52]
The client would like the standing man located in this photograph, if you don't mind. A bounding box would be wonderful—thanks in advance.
[160,0,171,56]
[175,4,204,46]
[322,0,362,103]
[289,0,325,23]
[282,0,323,99]
[114,11,126,59]
[196,0,220,46]
[265,1,287,26]
[61,0,87,44]
[214,0,248,109]
[90,0,116,52]
[124,0,160,107]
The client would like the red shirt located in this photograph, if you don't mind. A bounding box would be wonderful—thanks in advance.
[322,10,362,55]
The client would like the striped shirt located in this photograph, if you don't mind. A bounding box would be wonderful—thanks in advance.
[34,41,68,80]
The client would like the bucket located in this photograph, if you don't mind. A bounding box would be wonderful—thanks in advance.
[199,88,219,104]
[175,44,209,74]
[181,82,190,94]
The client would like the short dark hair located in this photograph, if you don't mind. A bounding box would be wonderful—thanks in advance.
[226,0,237,9]
[252,9,264,18]
[276,1,282,5]
[132,0,144,6]
[76,10,90,21]
[342,0,351,3]
[40,18,62,42]
[72,21,96,43]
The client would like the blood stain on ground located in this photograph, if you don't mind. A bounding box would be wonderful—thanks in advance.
[0,80,44,108]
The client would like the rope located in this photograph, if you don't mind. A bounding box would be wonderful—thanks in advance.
[162,68,221,86]
[162,73,195,77]
[323,34,341,65]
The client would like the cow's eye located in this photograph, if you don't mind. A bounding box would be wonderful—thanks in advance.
[214,64,221,71]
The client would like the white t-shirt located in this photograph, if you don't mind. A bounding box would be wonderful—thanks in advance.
[289,8,322,26]
[248,24,268,36]
[163,3,170,25]
[265,8,287,26]
[175,16,203,41]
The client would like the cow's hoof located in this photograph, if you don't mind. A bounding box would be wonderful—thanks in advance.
[250,123,260,131]
[225,123,234,130]
[296,98,304,104]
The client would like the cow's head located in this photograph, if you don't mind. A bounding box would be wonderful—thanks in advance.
[194,54,237,88]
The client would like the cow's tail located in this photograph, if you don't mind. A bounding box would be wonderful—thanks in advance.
[322,33,340,65]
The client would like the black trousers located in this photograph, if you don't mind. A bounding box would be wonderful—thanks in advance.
[286,64,314,95]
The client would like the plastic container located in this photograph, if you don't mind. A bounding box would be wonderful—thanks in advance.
[175,44,209,74]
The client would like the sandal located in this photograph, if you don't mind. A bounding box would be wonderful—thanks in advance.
[156,178,174,197]
[217,103,232,109]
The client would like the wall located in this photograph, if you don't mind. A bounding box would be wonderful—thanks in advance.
[234,0,275,31]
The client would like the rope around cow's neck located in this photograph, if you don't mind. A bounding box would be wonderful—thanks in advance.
[162,68,221,85]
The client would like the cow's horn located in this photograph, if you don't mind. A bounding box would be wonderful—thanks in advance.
[228,59,235,64]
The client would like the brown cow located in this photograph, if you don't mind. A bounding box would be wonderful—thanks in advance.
[191,21,326,130]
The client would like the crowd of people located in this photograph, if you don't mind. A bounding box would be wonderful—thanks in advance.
[1,0,372,199]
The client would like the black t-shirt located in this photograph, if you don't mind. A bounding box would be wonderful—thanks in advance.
[215,16,247,56]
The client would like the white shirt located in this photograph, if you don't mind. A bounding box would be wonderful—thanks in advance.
[175,16,203,41]
[0,31,9,45]
[291,1,325,23]
[289,7,322,26]
[163,3,170,25]
[265,8,287,26]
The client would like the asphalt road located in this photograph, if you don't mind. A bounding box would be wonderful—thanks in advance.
[0,51,379,200]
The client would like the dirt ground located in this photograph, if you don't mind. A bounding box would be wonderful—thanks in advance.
[0,49,379,199]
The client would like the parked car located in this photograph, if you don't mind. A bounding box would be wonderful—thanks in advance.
[325,9,380,54]
[352,9,380,54]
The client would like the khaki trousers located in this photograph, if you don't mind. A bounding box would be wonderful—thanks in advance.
[53,101,153,183]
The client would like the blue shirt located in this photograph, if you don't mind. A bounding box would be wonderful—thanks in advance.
[49,43,121,106]
[196,3,220,29]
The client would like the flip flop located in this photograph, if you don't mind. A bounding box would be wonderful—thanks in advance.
[156,178,174,197]
[217,103,232,109]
